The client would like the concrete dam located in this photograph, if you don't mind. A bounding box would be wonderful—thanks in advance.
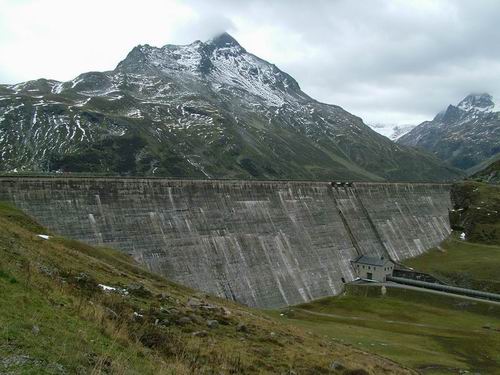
[0,177,452,308]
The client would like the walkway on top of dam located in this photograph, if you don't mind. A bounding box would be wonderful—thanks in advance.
[0,174,454,187]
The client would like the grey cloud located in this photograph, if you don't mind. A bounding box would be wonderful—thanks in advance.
[171,12,235,44]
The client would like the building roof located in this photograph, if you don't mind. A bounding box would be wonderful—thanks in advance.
[352,255,392,267]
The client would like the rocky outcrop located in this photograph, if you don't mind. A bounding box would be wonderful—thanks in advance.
[449,181,500,245]
[398,93,500,171]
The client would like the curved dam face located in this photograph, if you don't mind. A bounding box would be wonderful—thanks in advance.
[0,177,451,308]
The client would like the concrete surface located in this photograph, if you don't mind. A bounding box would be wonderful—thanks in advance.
[0,177,452,308]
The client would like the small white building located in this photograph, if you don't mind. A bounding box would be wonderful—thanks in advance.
[351,255,394,282]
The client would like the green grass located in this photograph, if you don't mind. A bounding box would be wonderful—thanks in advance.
[404,233,500,293]
[404,180,500,293]
[271,285,500,375]
[0,202,412,375]
[0,274,160,374]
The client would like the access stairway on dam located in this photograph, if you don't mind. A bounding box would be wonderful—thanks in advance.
[0,176,452,308]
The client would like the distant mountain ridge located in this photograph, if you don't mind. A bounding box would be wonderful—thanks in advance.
[0,33,460,181]
[471,159,500,184]
[368,123,416,140]
[398,93,500,171]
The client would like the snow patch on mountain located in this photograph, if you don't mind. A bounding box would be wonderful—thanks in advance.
[0,32,462,181]
[397,92,500,170]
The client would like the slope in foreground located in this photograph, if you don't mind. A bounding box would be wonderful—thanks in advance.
[0,202,414,374]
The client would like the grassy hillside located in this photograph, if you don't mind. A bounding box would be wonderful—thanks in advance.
[404,233,500,293]
[274,284,500,375]
[404,180,500,293]
[0,202,412,375]
[470,158,500,184]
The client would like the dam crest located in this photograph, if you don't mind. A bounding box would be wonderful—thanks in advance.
[0,177,452,308]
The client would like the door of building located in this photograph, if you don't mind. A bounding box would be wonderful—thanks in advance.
[367,272,373,280]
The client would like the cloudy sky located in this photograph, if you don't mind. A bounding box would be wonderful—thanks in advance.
[1,0,500,128]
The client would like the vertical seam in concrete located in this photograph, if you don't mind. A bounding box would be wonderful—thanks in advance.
[353,186,391,260]
[330,187,362,257]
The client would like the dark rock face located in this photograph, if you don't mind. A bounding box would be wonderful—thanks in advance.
[398,93,500,171]
[0,177,452,308]
[449,181,500,244]
[0,34,459,182]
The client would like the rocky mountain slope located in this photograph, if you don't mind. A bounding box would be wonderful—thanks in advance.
[0,33,460,181]
[471,159,500,184]
[398,93,500,171]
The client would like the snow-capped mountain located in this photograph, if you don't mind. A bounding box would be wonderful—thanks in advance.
[368,123,416,140]
[0,33,460,181]
[390,124,417,140]
[456,93,498,113]
[398,93,500,171]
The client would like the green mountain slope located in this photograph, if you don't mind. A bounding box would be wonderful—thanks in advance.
[404,179,500,293]
[0,33,461,182]
[471,159,500,183]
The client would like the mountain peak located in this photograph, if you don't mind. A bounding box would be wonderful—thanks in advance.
[206,32,242,49]
[457,93,495,112]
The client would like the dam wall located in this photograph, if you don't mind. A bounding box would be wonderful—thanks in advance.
[0,177,452,308]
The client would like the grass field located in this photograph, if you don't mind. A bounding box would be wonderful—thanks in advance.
[405,180,500,293]
[0,202,413,375]
[404,233,500,293]
[271,284,500,375]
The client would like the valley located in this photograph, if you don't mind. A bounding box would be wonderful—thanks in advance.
[0,173,499,374]
[1,5,499,374]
